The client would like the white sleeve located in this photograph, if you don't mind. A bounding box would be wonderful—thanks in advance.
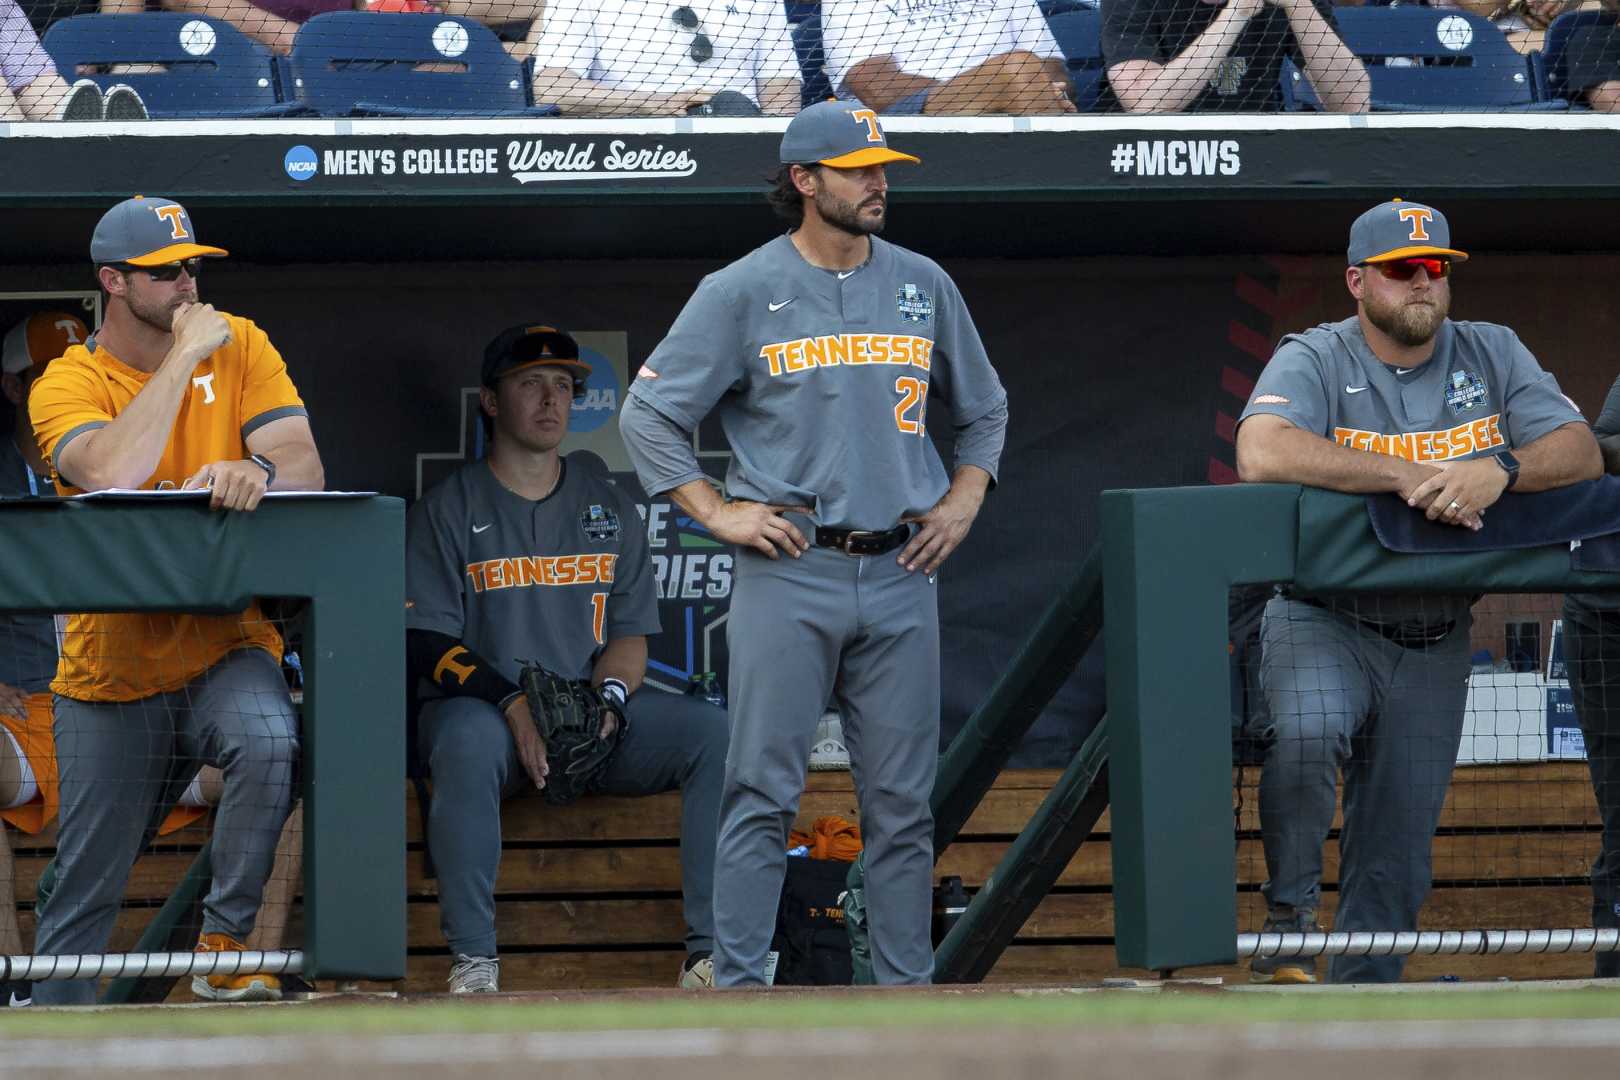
[753,6,803,85]
[529,0,598,78]
[1013,1,1064,60]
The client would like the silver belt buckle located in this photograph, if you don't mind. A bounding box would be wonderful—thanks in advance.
[841,531,864,555]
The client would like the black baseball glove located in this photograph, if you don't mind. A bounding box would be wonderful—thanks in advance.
[518,662,625,806]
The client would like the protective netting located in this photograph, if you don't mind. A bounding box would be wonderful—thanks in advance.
[1231,588,1620,982]
[0,601,305,1004]
[2,0,1617,120]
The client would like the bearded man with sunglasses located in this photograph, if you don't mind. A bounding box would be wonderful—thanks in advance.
[24,195,324,1005]
[1234,198,1600,985]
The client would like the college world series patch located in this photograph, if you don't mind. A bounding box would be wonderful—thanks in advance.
[581,504,621,542]
[1444,369,1489,413]
[896,284,934,324]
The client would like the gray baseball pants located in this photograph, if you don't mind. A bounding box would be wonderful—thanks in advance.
[32,649,298,1006]
[1254,597,1471,984]
[714,537,940,987]
[417,687,727,960]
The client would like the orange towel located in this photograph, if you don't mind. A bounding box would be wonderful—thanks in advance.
[788,815,863,861]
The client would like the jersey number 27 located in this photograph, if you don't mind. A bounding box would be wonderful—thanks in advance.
[894,376,928,436]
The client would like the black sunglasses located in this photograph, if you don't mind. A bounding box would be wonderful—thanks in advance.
[112,257,203,282]
[671,6,714,64]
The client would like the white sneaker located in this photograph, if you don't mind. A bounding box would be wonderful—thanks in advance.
[448,954,499,993]
[59,79,104,121]
[808,710,850,771]
[678,951,714,989]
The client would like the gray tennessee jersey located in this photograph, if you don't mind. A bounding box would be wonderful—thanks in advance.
[1242,316,1585,624]
[626,234,1008,531]
[405,454,661,686]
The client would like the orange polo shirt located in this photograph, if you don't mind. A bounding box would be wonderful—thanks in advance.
[27,313,306,702]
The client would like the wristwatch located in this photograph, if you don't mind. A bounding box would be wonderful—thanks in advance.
[249,453,277,489]
[1493,450,1520,491]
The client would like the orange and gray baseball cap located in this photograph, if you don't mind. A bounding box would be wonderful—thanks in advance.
[1348,198,1469,266]
[779,98,920,169]
[90,195,228,267]
[3,311,89,379]
[483,323,592,393]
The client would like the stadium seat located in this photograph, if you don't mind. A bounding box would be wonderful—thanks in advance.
[1282,7,1559,111]
[41,13,300,119]
[288,12,558,117]
[1541,8,1616,105]
[1045,8,1107,112]
[782,1,833,109]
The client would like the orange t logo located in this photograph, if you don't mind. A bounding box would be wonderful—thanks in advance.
[1398,207,1433,242]
[433,646,476,686]
[153,204,189,240]
[851,108,882,144]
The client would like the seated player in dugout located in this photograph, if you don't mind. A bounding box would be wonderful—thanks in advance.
[1101,0,1370,113]
[1234,198,1601,984]
[819,0,1077,114]
[23,197,325,1006]
[404,324,728,994]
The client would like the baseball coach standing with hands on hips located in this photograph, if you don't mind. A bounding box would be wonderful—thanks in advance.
[619,98,1009,988]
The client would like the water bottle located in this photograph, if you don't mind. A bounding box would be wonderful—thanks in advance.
[686,671,726,709]
[931,875,969,949]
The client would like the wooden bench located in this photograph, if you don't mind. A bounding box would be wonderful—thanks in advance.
[5,763,1606,993]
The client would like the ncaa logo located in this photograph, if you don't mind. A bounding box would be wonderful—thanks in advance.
[569,346,619,434]
[284,145,318,182]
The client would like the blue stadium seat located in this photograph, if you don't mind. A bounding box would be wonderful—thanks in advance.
[42,13,300,119]
[1045,8,1107,112]
[782,1,833,109]
[1542,8,1616,105]
[289,13,557,117]
[1282,8,1559,111]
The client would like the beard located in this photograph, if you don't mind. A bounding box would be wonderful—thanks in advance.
[1363,286,1448,347]
[124,286,187,334]
[814,187,886,237]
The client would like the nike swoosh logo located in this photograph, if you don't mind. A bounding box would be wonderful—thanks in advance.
[8,992,29,1007]
[1345,386,1370,394]
[767,298,795,312]
[837,270,857,280]
[472,523,493,533]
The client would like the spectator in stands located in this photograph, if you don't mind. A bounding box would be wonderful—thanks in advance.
[1564,0,1620,109]
[405,324,727,993]
[1102,0,1370,112]
[2,0,146,119]
[817,0,1076,114]
[1426,0,1580,55]
[524,0,801,115]
[97,0,437,56]
[24,196,324,1006]
[1235,198,1600,984]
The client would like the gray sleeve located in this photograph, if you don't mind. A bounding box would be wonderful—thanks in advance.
[932,273,1007,427]
[952,401,1008,485]
[606,487,662,642]
[404,492,465,639]
[619,395,707,498]
[1591,375,1620,439]
[1238,335,1331,435]
[626,274,747,432]
[1496,330,1589,449]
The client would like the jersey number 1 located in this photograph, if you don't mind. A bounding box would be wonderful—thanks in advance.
[894,376,928,436]
[591,592,608,645]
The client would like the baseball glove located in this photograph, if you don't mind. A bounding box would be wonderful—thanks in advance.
[518,662,625,806]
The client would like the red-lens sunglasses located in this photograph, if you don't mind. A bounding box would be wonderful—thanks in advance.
[1365,257,1451,281]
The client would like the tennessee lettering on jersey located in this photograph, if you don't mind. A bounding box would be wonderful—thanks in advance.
[759,333,934,377]
[465,552,619,592]
[1333,414,1504,463]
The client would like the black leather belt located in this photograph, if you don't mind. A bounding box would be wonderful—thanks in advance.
[1292,595,1454,649]
[814,524,911,556]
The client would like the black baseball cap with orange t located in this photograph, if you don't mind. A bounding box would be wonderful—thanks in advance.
[482,324,592,395]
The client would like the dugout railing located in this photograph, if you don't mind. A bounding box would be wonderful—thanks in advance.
[0,495,404,986]
[1102,482,1620,974]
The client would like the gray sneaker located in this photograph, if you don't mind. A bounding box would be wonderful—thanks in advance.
[1250,907,1321,985]
[59,79,104,121]
[448,954,499,994]
[102,84,149,122]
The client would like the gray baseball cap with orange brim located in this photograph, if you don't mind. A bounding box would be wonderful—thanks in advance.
[779,99,920,169]
[90,195,229,266]
[1348,198,1469,266]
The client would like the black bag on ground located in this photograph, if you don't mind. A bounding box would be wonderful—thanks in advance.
[769,856,854,986]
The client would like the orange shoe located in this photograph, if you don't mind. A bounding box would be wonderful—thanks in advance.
[192,932,282,1002]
